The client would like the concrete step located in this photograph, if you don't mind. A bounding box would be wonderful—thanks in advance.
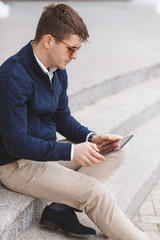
[1,76,160,240]
[69,64,160,112]
[0,186,48,240]
[72,76,160,135]
[17,112,160,240]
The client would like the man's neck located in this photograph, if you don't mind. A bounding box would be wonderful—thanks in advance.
[32,41,50,69]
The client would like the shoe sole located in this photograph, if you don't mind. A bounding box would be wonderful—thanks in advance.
[39,218,96,238]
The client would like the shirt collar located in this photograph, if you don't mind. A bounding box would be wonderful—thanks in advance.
[33,52,57,74]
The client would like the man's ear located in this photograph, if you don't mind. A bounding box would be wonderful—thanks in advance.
[42,34,55,49]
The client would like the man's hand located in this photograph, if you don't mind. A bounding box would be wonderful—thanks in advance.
[92,134,122,152]
[73,142,106,167]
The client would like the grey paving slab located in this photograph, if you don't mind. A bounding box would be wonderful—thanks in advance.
[1,1,160,97]
[133,180,160,239]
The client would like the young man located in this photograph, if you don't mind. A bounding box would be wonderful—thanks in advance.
[0,4,150,240]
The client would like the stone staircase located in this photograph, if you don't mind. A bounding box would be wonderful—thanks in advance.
[1,1,160,239]
[1,70,160,240]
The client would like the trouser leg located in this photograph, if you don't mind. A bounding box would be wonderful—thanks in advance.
[51,146,128,211]
[0,159,150,240]
[59,145,129,182]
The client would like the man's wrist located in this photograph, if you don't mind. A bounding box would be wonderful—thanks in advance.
[88,133,97,143]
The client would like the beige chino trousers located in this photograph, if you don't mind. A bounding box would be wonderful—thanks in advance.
[0,146,150,240]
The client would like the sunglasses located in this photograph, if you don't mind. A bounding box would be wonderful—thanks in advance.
[52,35,82,55]
[60,39,82,55]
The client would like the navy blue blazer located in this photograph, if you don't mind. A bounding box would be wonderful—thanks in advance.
[0,41,91,166]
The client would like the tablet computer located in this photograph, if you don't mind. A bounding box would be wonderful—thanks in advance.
[99,134,134,156]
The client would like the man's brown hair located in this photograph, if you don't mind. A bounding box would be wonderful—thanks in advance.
[34,4,89,43]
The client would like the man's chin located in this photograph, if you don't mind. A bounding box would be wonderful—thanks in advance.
[58,66,66,70]
[58,63,68,70]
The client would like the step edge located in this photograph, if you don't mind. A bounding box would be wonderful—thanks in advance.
[111,100,160,136]
[69,63,160,112]
[126,162,160,219]
[0,198,48,240]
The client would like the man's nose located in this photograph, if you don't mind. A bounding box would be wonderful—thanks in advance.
[70,50,78,60]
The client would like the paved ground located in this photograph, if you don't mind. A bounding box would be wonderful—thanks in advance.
[133,180,160,240]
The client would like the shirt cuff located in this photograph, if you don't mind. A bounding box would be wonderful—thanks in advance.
[70,144,74,161]
[71,133,96,161]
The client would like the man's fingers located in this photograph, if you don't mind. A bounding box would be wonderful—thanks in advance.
[79,156,96,167]
[80,144,105,166]
[81,161,90,167]
[73,142,106,167]
[100,134,122,141]
[82,156,103,167]
[88,142,99,152]
[100,139,121,150]
[88,156,104,165]
[90,148,106,161]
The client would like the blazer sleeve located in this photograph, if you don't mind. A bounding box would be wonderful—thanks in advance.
[0,71,72,161]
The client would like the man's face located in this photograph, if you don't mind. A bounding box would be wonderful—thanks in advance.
[48,34,82,69]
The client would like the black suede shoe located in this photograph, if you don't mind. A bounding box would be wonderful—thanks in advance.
[39,205,96,238]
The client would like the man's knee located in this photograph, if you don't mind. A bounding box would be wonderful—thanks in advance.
[106,144,129,169]
[77,176,116,211]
